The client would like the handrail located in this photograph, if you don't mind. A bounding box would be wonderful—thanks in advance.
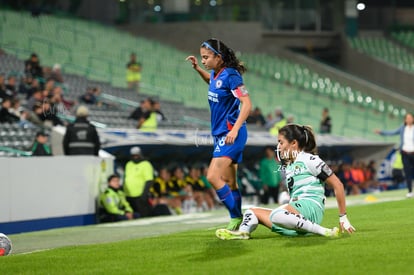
[57,114,107,129]
[0,146,32,157]
[100,93,139,108]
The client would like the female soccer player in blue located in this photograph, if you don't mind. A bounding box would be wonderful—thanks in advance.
[216,124,355,240]
[186,38,252,230]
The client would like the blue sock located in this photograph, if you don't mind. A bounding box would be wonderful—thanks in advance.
[232,189,242,218]
[216,184,237,218]
[216,185,242,218]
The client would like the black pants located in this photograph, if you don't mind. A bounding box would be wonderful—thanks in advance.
[126,196,153,217]
[401,151,414,193]
[261,186,280,204]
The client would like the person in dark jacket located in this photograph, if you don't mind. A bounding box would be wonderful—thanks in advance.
[31,130,52,156]
[62,105,100,155]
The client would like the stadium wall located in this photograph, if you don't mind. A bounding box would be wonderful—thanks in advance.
[0,156,114,235]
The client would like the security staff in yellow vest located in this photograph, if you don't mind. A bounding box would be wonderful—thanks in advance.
[123,146,154,217]
[140,111,157,132]
[126,53,142,91]
[99,174,140,223]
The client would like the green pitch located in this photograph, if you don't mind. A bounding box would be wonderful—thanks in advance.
[1,190,414,275]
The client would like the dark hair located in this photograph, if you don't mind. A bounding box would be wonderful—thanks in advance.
[278,124,317,154]
[201,38,247,74]
[107,174,120,183]
[404,112,414,125]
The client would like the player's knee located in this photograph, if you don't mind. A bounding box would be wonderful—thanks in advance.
[206,172,217,185]
[269,206,288,225]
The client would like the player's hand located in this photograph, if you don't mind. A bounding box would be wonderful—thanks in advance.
[225,129,238,144]
[339,214,355,234]
[186,56,198,69]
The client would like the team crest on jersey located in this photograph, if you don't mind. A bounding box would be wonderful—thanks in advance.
[293,165,301,175]
[215,80,223,89]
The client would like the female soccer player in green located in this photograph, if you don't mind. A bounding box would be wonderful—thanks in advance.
[216,124,355,239]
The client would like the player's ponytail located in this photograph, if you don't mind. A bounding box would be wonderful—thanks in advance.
[202,38,247,74]
[279,124,317,155]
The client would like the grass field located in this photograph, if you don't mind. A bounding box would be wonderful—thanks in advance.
[1,191,414,275]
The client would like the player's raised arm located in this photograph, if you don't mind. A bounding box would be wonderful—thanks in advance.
[325,173,356,234]
[186,55,210,84]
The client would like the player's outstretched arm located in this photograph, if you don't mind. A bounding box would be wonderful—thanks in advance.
[186,55,210,84]
[325,174,356,234]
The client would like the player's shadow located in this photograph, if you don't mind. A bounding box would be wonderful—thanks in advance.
[186,238,251,263]
[282,234,346,247]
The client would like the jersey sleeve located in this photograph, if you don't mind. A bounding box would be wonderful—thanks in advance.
[306,155,333,181]
[227,73,247,98]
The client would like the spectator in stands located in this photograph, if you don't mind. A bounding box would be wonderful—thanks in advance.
[265,106,284,130]
[153,100,167,122]
[128,97,157,131]
[42,78,55,98]
[126,53,142,92]
[49,64,64,83]
[51,85,75,111]
[26,102,45,127]
[123,146,155,217]
[24,53,43,79]
[37,99,65,127]
[0,74,6,98]
[247,107,266,127]
[4,75,17,99]
[31,130,52,156]
[79,87,98,105]
[0,98,20,124]
[375,112,414,198]
[99,174,140,223]
[269,112,289,136]
[0,75,15,101]
[18,75,40,99]
[62,105,100,155]
[259,146,283,204]
[26,89,44,111]
[320,107,332,134]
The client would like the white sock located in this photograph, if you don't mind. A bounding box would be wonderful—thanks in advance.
[239,209,258,234]
[269,208,329,236]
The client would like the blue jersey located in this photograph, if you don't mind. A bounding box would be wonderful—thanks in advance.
[208,67,247,136]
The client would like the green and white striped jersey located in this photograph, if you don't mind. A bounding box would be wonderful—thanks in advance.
[285,151,333,208]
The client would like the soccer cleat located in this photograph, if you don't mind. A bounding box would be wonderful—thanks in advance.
[216,229,250,240]
[325,227,340,237]
[226,217,243,230]
[406,192,413,198]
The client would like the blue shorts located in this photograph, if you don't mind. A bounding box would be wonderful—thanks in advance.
[212,126,247,163]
